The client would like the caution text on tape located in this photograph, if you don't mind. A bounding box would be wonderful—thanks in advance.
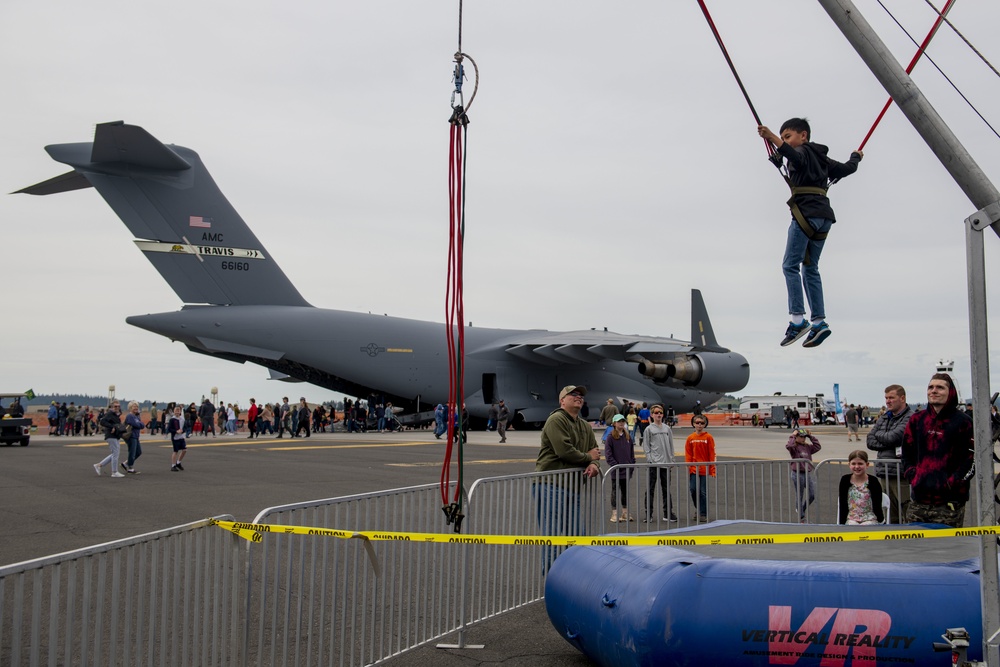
[209,519,1000,546]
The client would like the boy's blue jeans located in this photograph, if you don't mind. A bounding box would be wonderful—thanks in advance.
[782,217,832,319]
[689,473,708,517]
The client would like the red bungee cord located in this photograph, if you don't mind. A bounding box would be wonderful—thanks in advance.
[440,0,477,531]
[695,0,775,157]
[857,0,958,152]
[697,0,958,164]
[441,106,467,528]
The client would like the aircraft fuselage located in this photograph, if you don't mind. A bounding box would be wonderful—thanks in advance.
[127,306,739,421]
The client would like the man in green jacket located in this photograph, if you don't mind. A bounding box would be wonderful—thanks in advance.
[536,385,601,474]
[534,385,601,572]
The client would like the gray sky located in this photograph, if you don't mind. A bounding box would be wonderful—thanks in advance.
[3,0,1000,409]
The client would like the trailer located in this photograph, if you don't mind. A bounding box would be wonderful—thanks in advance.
[737,394,826,427]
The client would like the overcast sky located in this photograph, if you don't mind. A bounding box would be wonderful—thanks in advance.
[3,0,1000,409]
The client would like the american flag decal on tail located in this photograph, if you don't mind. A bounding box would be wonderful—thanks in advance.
[189,215,212,228]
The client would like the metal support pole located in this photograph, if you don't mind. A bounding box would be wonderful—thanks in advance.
[817,0,1000,231]
[437,489,483,651]
[816,0,1000,661]
[967,206,1000,666]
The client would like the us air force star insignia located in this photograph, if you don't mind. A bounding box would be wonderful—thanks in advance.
[362,343,386,357]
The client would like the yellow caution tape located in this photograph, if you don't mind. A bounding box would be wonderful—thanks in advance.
[209,519,1000,546]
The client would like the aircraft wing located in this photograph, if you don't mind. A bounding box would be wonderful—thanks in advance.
[491,289,748,393]
[501,331,697,366]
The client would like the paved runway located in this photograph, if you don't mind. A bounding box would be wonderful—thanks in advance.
[0,422,872,666]
[0,423,867,565]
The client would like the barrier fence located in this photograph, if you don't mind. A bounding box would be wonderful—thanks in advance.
[596,458,915,528]
[0,516,243,667]
[1,459,925,666]
[244,482,462,667]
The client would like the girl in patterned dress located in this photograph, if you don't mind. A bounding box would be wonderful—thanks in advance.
[838,450,884,525]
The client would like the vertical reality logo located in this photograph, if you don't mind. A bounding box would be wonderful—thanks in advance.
[738,606,915,665]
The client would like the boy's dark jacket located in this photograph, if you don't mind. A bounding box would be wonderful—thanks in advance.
[776,141,861,221]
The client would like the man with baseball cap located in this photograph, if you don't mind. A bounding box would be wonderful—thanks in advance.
[534,385,600,571]
[536,385,600,474]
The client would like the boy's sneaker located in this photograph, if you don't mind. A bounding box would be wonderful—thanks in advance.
[120,462,128,472]
[780,321,810,347]
[802,322,832,348]
[171,465,179,472]
[176,462,184,471]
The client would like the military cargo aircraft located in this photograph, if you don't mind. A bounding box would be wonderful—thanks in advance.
[19,121,750,425]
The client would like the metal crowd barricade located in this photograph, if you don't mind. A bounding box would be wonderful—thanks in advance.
[242,470,606,665]
[244,482,462,666]
[0,515,243,667]
[599,460,815,530]
[459,469,602,633]
[0,459,926,667]
[813,458,944,525]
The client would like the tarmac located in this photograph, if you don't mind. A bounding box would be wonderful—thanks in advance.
[0,421,876,666]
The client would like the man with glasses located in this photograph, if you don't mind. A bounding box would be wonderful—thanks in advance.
[866,384,912,523]
[536,386,600,475]
[534,386,601,570]
[639,405,678,523]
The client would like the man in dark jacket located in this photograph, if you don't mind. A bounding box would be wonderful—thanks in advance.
[198,399,216,437]
[295,398,311,438]
[902,373,974,527]
[866,384,913,523]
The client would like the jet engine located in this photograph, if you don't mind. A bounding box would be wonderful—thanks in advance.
[636,351,749,394]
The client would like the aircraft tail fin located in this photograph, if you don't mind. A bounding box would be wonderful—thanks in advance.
[18,121,309,307]
[690,289,727,352]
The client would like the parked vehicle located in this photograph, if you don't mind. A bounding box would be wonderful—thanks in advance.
[738,393,827,427]
[0,393,31,446]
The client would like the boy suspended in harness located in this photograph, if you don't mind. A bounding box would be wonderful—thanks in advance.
[758,118,863,348]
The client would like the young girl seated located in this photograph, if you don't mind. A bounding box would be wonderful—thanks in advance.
[838,450,885,525]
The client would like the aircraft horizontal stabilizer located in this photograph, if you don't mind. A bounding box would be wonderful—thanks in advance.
[13,171,91,196]
[86,121,191,170]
